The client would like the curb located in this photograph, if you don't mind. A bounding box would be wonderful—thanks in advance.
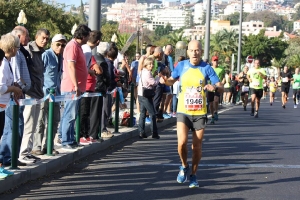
[0,117,176,194]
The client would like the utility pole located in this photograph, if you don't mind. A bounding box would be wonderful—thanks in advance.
[204,0,211,62]
[237,0,243,74]
[88,0,101,55]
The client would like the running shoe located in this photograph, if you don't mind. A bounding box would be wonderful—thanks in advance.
[243,106,246,111]
[270,103,272,106]
[189,175,199,188]
[210,118,215,124]
[294,105,297,109]
[163,113,171,119]
[254,111,258,118]
[145,117,151,124]
[0,167,14,176]
[250,112,254,116]
[0,172,8,179]
[213,112,218,121]
[177,165,189,183]
[282,105,286,109]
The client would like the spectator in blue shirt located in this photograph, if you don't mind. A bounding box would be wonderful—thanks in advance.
[130,52,140,102]
[34,34,67,155]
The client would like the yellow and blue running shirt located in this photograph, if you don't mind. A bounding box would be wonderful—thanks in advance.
[171,60,220,116]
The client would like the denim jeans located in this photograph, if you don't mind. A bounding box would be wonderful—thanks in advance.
[138,95,158,134]
[58,92,81,146]
[0,105,24,164]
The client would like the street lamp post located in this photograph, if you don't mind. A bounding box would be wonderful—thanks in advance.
[17,10,27,26]
[204,0,212,62]
[237,0,243,74]
[71,23,77,36]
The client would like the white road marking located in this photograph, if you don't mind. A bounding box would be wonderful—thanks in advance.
[109,161,300,169]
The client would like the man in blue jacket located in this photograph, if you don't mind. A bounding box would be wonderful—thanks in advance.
[34,34,67,155]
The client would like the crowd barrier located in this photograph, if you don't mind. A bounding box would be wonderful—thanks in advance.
[8,83,136,169]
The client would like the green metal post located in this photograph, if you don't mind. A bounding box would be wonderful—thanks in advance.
[76,100,81,143]
[47,89,55,156]
[11,102,19,169]
[130,82,134,127]
[114,90,119,133]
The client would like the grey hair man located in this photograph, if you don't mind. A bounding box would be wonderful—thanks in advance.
[19,29,50,162]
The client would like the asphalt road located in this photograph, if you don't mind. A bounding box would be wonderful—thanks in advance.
[1,98,300,200]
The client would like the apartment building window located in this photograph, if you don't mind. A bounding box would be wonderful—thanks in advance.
[259,25,262,27]
[253,24,257,27]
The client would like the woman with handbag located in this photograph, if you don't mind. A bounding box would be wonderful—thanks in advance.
[138,57,163,139]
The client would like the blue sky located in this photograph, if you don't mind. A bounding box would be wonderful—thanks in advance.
[56,0,88,7]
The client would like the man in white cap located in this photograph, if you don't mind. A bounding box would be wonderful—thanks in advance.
[33,34,67,155]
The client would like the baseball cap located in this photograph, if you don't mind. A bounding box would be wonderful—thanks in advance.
[212,56,218,61]
[52,34,67,43]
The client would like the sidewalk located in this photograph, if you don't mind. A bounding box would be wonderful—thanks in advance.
[0,117,176,194]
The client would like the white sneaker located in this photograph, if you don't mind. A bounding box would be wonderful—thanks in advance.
[294,105,297,109]
[101,131,114,138]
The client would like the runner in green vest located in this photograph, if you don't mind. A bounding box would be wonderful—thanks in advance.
[247,59,267,118]
[292,67,300,108]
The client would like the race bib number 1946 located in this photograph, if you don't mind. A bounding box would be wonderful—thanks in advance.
[184,93,203,111]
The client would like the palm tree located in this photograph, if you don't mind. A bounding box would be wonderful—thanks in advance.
[271,58,286,76]
[167,31,189,47]
[287,54,300,68]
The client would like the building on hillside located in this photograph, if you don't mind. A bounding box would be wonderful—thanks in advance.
[105,2,147,23]
[142,8,189,30]
[183,20,287,41]
[231,21,276,36]
[202,0,219,16]
[211,20,231,34]
[183,25,206,40]
[224,2,241,15]
[293,20,300,31]
[118,0,141,33]
[264,31,297,41]
[163,1,180,7]
[193,3,204,24]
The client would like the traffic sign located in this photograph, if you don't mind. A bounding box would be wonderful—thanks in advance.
[246,55,253,63]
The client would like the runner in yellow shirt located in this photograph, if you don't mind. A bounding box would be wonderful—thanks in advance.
[161,40,224,188]
[268,76,277,106]
[247,59,266,118]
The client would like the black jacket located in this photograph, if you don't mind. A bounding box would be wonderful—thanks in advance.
[94,53,110,95]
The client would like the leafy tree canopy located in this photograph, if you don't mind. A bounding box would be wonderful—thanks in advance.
[0,0,79,40]
[242,30,288,67]
[225,12,249,25]
[245,10,284,31]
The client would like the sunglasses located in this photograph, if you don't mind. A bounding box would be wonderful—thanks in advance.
[56,43,66,48]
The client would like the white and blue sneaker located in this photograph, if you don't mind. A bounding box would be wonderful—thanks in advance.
[189,174,199,188]
[145,117,151,124]
[177,165,189,183]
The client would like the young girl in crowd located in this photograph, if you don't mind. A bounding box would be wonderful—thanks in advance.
[268,76,277,106]
[137,57,163,139]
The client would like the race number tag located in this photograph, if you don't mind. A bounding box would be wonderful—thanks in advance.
[252,81,259,87]
[242,86,249,92]
[282,77,288,83]
[184,87,203,111]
